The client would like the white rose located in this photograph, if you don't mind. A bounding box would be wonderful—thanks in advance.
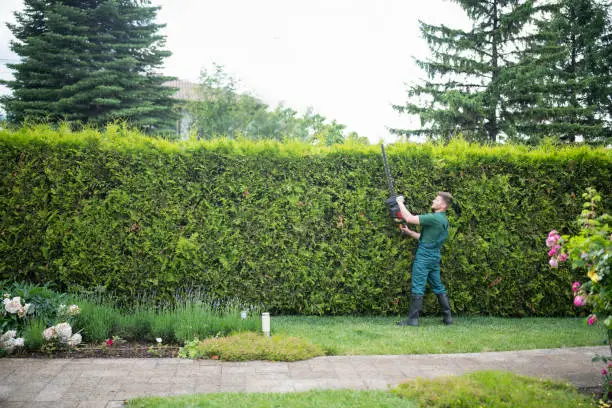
[67,333,82,346]
[54,322,72,341]
[1,337,23,353]
[156,338,162,344]
[4,297,24,314]
[69,305,80,315]
[43,327,57,340]
[0,330,17,342]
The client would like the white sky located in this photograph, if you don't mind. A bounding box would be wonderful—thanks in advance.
[0,0,470,143]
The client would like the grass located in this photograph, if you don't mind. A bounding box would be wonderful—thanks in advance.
[392,370,595,407]
[272,315,606,355]
[127,371,596,408]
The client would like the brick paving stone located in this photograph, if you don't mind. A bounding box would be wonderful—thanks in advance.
[1,345,607,407]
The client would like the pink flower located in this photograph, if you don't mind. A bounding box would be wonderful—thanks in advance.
[558,253,568,262]
[574,295,586,307]
[546,236,558,248]
[572,282,581,292]
[602,369,607,376]
[106,339,114,346]
[548,248,558,257]
[549,257,559,268]
[588,315,597,325]
[548,230,558,237]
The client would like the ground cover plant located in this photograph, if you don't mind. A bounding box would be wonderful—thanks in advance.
[126,371,596,408]
[179,332,326,361]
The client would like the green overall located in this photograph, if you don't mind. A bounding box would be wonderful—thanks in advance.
[411,212,449,296]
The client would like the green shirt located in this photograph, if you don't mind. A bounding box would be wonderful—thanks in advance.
[418,212,449,245]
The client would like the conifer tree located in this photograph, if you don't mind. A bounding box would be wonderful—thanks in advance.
[505,0,611,144]
[1,0,176,133]
[392,0,546,143]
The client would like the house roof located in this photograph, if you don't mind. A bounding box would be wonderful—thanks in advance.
[164,79,200,101]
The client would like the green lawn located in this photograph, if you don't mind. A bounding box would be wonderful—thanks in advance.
[272,316,605,355]
[128,371,596,408]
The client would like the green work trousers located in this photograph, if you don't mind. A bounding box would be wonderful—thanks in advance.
[411,243,446,295]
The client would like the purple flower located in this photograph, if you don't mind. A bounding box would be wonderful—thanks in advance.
[574,295,586,307]
[588,315,597,325]
[572,282,581,292]
[549,257,559,268]
[558,253,568,262]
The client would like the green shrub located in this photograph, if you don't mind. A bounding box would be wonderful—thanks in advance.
[1,126,611,316]
[178,332,326,361]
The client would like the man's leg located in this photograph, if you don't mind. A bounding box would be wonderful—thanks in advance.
[428,265,453,325]
[397,254,427,326]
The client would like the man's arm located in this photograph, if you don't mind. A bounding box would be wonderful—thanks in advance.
[396,196,420,225]
[400,225,421,240]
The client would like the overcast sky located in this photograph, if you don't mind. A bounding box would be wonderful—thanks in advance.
[0,0,470,143]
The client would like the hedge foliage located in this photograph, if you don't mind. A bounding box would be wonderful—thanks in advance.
[1,125,611,316]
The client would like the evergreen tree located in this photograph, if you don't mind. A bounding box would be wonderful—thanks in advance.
[1,0,176,133]
[392,0,546,143]
[505,0,611,144]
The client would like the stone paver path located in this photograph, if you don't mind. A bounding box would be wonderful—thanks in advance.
[0,346,608,407]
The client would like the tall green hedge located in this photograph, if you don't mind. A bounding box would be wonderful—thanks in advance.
[1,125,611,316]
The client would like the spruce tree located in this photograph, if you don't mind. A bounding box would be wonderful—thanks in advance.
[505,0,611,144]
[1,0,176,133]
[392,0,545,143]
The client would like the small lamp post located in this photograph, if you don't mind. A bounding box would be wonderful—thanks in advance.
[261,312,271,338]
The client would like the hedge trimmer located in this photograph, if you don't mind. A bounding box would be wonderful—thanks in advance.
[380,144,404,224]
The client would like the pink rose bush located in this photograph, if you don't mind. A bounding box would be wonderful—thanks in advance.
[549,188,612,397]
[545,230,567,269]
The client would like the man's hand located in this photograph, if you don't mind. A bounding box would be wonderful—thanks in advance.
[400,224,421,240]
[395,194,420,225]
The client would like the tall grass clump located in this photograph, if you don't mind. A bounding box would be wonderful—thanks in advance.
[21,318,46,350]
[68,288,261,343]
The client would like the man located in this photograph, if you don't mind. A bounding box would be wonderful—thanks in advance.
[395,192,453,326]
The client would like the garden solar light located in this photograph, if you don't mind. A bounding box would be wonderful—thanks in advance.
[261,312,271,337]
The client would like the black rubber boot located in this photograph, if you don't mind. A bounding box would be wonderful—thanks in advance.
[437,292,453,325]
[397,295,423,326]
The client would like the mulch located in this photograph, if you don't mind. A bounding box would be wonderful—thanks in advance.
[9,342,180,358]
